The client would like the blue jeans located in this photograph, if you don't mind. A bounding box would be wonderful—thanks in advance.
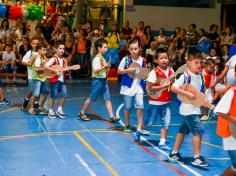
[144,103,171,128]
[32,80,49,97]
[50,81,67,99]
[178,114,204,136]
[123,93,144,111]
[89,78,110,102]
[228,150,236,171]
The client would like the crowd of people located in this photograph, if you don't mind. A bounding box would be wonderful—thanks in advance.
[0,16,236,175]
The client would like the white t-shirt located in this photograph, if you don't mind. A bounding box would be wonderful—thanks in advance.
[118,56,144,96]
[45,57,64,82]
[172,70,202,115]
[146,48,156,56]
[2,51,16,62]
[92,55,106,78]
[214,88,236,150]
[22,50,37,80]
[147,67,171,105]
[225,55,236,86]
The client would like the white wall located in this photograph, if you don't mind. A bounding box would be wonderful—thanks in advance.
[126,2,221,32]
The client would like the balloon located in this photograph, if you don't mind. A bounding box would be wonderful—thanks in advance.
[27,5,44,20]
[0,3,7,18]
[9,5,23,20]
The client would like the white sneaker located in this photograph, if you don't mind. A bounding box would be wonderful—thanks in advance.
[56,110,65,119]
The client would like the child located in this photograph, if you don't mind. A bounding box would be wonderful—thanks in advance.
[28,43,49,115]
[44,41,67,119]
[2,43,16,83]
[214,67,236,176]
[146,47,174,148]
[21,37,40,110]
[201,59,216,120]
[117,37,149,135]
[78,39,120,122]
[145,47,174,150]
[168,47,210,167]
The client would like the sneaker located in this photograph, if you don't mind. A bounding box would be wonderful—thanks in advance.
[124,125,131,132]
[138,129,150,135]
[168,152,185,164]
[133,130,141,142]
[0,98,10,105]
[34,103,39,110]
[191,155,210,167]
[158,144,172,151]
[48,111,57,119]
[56,110,66,119]
[22,99,29,109]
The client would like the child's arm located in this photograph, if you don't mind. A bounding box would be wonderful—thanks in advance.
[117,57,137,75]
[171,86,196,100]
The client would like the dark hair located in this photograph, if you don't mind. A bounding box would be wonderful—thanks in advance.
[205,58,215,66]
[54,41,65,49]
[128,36,140,48]
[186,46,202,60]
[156,47,168,58]
[210,24,217,31]
[5,43,12,48]
[31,36,40,43]
[36,43,47,51]
[1,19,9,30]
[94,39,107,51]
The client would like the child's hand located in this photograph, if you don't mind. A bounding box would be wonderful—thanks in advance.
[56,70,63,76]
[186,92,196,100]
[162,81,171,88]
[128,67,137,73]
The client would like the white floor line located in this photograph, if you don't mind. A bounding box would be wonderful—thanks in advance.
[75,119,123,161]
[36,119,67,165]
[208,158,230,160]
[116,103,202,176]
[75,153,97,176]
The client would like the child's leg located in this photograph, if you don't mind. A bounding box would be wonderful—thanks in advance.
[0,88,4,100]
[123,95,133,126]
[159,104,171,145]
[105,100,114,117]
[172,133,185,152]
[81,98,92,114]
[192,135,202,156]
[40,94,48,108]
[222,150,236,176]
[135,93,144,130]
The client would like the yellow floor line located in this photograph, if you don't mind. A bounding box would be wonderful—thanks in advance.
[0,107,19,114]
[73,131,119,176]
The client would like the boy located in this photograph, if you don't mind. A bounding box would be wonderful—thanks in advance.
[118,37,149,135]
[214,66,236,176]
[78,39,120,122]
[28,43,49,115]
[145,47,173,150]
[0,87,10,105]
[44,41,67,119]
[21,37,40,110]
[168,47,210,167]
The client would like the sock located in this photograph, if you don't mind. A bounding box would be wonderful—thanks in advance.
[171,150,178,154]
[159,138,166,145]
[35,101,39,105]
[194,154,200,158]
[57,106,63,113]
[49,109,54,114]
[25,97,30,101]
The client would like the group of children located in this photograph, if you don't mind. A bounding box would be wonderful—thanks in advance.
[79,36,235,173]
[21,36,68,119]
[0,35,235,174]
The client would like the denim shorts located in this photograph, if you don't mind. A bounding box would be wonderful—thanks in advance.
[123,93,144,111]
[50,81,67,99]
[178,114,204,136]
[89,78,110,102]
[228,150,236,171]
[28,79,34,92]
[144,103,171,129]
[32,80,49,97]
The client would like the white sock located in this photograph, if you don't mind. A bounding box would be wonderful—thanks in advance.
[194,154,200,158]
[49,109,54,114]
[25,97,30,101]
[171,150,178,154]
[35,101,39,104]
[159,138,166,145]
[57,106,63,113]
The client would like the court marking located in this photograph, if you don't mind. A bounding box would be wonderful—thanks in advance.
[116,103,202,176]
[75,153,97,176]
[86,106,186,176]
[73,131,119,176]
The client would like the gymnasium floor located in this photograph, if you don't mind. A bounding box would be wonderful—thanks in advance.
[0,79,230,176]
